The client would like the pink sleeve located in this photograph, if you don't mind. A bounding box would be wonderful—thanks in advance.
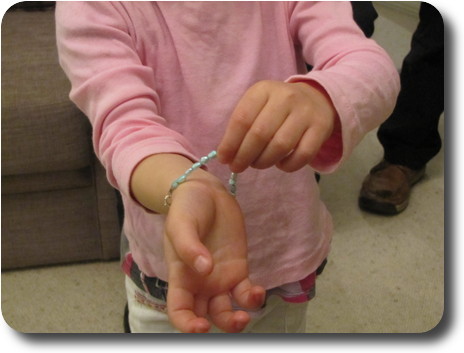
[55,2,197,198]
[287,1,400,173]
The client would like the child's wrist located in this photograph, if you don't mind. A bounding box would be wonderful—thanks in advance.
[168,173,227,205]
[164,151,218,207]
[164,150,238,208]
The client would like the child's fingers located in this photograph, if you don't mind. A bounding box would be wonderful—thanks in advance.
[193,294,209,318]
[167,287,211,333]
[217,84,268,165]
[277,124,328,172]
[170,310,211,333]
[226,100,290,173]
[208,293,251,333]
[231,278,266,309]
[250,111,309,170]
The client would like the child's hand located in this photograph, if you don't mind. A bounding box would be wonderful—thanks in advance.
[163,178,265,333]
[217,80,337,173]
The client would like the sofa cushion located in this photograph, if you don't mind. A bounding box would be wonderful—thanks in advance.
[9,2,56,11]
[1,187,103,269]
[1,8,92,176]
[1,167,93,195]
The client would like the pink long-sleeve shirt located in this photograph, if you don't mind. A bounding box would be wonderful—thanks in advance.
[56,1,399,290]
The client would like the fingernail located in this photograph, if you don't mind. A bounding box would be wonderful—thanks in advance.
[194,255,210,274]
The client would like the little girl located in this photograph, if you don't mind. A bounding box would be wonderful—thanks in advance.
[56,1,399,333]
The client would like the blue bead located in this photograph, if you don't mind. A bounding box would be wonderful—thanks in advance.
[228,173,237,195]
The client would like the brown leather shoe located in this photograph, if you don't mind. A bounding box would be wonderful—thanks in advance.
[359,160,425,215]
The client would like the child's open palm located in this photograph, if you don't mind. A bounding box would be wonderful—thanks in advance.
[163,179,265,333]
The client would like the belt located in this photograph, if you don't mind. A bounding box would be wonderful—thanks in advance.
[129,261,169,301]
[129,257,328,302]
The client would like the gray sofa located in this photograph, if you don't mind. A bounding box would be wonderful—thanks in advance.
[1,2,121,270]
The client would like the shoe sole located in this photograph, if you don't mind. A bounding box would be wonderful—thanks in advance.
[358,196,408,215]
[358,167,426,215]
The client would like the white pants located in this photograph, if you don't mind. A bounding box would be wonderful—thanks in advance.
[125,276,308,333]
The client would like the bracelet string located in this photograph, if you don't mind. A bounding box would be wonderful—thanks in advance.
[163,150,238,207]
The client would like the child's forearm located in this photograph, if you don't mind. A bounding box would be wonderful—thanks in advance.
[130,153,223,213]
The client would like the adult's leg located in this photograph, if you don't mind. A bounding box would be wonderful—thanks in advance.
[378,2,444,170]
[351,1,378,38]
[359,3,444,214]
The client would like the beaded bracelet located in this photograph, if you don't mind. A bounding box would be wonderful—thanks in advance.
[163,150,238,207]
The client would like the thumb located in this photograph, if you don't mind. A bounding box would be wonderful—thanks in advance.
[164,216,213,276]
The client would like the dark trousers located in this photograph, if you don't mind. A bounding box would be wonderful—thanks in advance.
[351,1,378,38]
[378,3,444,170]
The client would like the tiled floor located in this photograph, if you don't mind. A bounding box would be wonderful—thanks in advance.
[2,2,444,334]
